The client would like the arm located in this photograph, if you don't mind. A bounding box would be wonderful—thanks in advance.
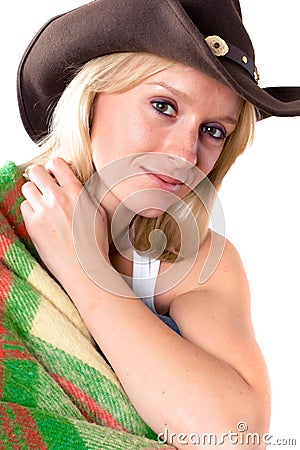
[63,240,270,449]
[21,159,270,449]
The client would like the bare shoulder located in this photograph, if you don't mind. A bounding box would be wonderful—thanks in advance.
[204,231,250,295]
[171,229,250,301]
[169,231,270,396]
[170,230,251,326]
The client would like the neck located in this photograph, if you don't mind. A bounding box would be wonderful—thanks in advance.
[94,183,134,253]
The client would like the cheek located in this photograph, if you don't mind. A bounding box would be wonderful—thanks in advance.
[91,113,155,170]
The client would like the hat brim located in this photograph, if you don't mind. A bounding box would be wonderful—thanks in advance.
[17,0,300,142]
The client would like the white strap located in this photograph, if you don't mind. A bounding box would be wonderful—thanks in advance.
[132,249,160,313]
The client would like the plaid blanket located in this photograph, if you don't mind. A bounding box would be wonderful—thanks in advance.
[0,161,174,449]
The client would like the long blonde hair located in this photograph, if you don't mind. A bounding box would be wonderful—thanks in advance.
[21,52,256,261]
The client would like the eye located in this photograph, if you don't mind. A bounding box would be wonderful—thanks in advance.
[201,125,226,140]
[151,100,177,117]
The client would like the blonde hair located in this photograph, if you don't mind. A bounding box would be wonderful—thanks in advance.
[21,52,256,261]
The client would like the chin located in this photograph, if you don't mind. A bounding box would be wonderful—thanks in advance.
[121,189,179,218]
[138,208,166,218]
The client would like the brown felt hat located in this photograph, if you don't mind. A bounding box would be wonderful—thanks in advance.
[17,0,300,142]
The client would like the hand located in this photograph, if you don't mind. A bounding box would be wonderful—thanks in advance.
[21,158,109,288]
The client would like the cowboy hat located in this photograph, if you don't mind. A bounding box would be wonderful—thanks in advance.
[17,0,300,142]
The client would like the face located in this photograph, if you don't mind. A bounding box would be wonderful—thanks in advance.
[90,62,241,219]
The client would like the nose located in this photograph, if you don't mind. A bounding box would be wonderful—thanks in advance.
[162,121,199,167]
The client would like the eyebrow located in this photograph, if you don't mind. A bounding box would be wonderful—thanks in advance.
[212,115,238,126]
[145,81,239,125]
[146,81,189,100]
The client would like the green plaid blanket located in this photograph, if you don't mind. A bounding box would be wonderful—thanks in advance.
[0,161,173,449]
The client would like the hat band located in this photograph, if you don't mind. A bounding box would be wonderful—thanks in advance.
[205,35,259,83]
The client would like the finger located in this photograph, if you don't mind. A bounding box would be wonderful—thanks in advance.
[20,198,34,218]
[26,164,59,194]
[21,181,44,211]
[46,157,82,190]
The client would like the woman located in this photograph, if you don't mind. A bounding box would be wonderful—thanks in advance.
[1,0,300,448]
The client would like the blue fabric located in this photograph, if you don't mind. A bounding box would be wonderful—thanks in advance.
[158,314,181,335]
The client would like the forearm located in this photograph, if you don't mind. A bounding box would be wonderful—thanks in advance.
[63,267,267,444]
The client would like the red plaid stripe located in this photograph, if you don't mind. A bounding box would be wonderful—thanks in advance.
[51,373,127,431]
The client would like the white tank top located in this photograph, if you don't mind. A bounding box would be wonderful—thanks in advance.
[131,249,160,314]
[131,249,180,334]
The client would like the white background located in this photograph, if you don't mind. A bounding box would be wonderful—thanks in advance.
[1,1,299,446]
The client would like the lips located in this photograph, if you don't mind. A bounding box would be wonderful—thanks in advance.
[153,173,182,184]
[142,168,183,193]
